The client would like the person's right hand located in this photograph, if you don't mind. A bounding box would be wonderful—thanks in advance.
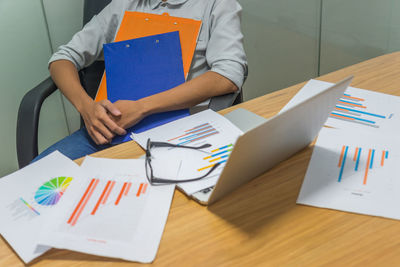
[80,99,127,145]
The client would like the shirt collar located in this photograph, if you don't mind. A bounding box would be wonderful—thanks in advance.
[150,0,189,9]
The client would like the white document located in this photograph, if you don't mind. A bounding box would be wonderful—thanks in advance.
[0,151,83,263]
[132,109,243,195]
[298,128,400,220]
[281,79,400,133]
[38,157,175,263]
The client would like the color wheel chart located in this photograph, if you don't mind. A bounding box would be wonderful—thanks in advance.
[330,93,392,128]
[34,176,73,206]
[67,179,148,226]
[168,122,219,146]
[337,145,389,185]
[198,144,233,172]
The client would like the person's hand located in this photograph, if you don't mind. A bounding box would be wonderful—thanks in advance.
[111,100,147,129]
[80,99,127,144]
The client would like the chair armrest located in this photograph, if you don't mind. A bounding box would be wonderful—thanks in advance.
[16,77,57,168]
[208,91,242,112]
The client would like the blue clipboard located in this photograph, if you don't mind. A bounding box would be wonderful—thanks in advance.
[103,31,189,144]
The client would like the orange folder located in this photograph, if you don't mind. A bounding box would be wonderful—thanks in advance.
[95,11,202,102]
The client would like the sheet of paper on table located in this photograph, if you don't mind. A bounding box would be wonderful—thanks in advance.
[132,109,243,195]
[0,151,83,263]
[297,127,400,220]
[38,157,175,263]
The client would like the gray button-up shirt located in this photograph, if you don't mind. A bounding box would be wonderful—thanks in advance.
[50,0,248,96]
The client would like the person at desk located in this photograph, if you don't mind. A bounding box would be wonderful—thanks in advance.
[33,0,248,162]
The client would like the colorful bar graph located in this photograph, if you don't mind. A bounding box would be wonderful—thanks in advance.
[198,160,227,172]
[330,93,393,130]
[331,112,376,124]
[177,131,219,146]
[198,144,233,171]
[168,125,212,142]
[68,178,99,226]
[167,123,220,146]
[335,105,386,119]
[342,94,365,101]
[337,146,389,185]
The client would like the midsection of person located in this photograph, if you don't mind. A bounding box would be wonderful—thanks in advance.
[35,0,247,161]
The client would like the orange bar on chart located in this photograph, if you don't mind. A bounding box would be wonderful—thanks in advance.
[137,183,144,197]
[71,179,99,226]
[115,182,128,205]
[342,95,365,101]
[338,146,346,167]
[142,183,148,194]
[95,11,201,102]
[381,150,385,166]
[102,181,116,204]
[353,147,359,161]
[91,180,112,215]
[363,149,372,185]
[124,182,132,196]
[331,114,355,121]
[68,178,96,224]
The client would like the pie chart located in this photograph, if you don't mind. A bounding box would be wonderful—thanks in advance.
[34,177,73,206]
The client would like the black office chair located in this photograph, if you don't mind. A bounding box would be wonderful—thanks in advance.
[16,0,243,169]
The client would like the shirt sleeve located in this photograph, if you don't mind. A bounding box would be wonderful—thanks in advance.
[48,1,123,70]
[206,0,248,89]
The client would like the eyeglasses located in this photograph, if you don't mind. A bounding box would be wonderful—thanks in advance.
[145,138,221,185]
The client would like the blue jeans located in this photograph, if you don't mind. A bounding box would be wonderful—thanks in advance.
[31,128,114,163]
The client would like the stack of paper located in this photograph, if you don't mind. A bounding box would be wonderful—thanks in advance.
[0,152,175,263]
[0,152,83,263]
[286,79,400,220]
[38,157,174,263]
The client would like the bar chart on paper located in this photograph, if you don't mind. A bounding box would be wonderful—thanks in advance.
[198,144,233,172]
[337,145,389,186]
[325,87,400,133]
[167,122,220,146]
[280,80,400,134]
[37,158,175,263]
[63,177,149,242]
[297,128,400,220]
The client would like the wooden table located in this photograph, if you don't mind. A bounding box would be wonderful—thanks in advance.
[3,52,400,266]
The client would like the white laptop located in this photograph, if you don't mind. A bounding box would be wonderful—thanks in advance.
[192,76,353,205]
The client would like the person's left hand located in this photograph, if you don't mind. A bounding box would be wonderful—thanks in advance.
[110,100,147,129]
